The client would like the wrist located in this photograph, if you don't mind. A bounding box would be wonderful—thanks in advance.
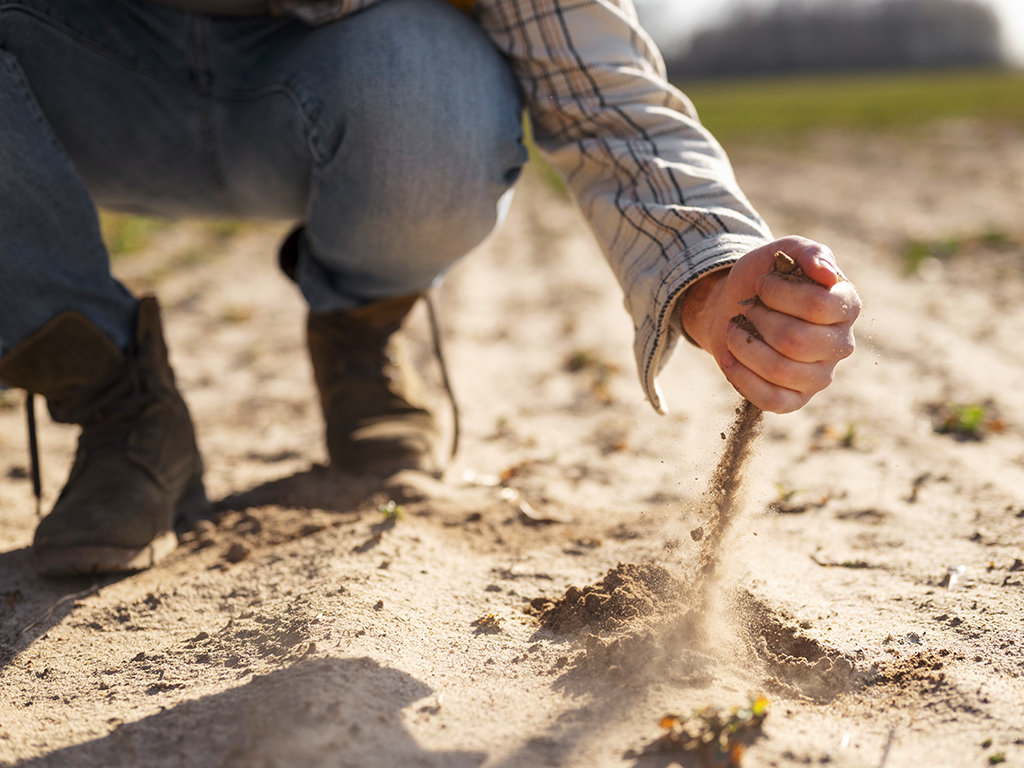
[680,269,729,352]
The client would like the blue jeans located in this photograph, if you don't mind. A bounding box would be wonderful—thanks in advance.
[0,0,526,355]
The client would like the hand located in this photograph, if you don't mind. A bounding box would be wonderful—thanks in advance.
[679,236,861,413]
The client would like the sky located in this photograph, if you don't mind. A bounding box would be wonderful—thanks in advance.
[634,0,1024,64]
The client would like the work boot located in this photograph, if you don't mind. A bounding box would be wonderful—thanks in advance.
[307,294,439,474]
[0,297,207,576]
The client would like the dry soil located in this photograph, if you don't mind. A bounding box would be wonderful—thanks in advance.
[2,120,1024,767]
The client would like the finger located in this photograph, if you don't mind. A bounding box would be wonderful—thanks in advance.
[720,351,807,414]
[746,302,857,364]
[770,236,843,287]
[726,321,834,394]
[754,276,862,326]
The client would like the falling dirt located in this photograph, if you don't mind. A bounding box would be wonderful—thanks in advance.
[692,250,829,604]
[692,400,764,593]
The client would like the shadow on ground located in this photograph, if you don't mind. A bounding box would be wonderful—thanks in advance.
[14,657,486,768]
[0,547,127,673]
[215,465,380,514]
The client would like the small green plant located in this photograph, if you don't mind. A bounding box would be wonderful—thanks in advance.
[769,482,817,515]
[201,218,249,240]
[220,305,254,324]
[773,482,799,504]
[492,415,513,439]
[901,237,960,275]
[378,500,404,521]
[840,421,858,449]
[981,229,1010,248]
[638,696,769,765]
[564,349,619,404]
[934,403,991,440]
[565,349,597,372]
[99,211,170,257]
[0,388,19,411]
[989,753,1006,765]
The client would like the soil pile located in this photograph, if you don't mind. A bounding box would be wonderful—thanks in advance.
[526,562,686,634]
[526,564,712,684]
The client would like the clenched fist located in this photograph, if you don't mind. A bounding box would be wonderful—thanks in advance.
[680,236,861,413]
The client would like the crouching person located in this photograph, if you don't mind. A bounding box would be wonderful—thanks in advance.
[0,0,859,576]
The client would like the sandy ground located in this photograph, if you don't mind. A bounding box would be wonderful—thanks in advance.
[2,120,1024,767]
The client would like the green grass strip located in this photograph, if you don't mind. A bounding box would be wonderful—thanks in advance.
[676,68,1024,140]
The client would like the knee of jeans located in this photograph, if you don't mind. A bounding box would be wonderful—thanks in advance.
[309,0,528,208]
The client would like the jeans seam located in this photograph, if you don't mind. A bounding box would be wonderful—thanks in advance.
[203,84,323,166]
[0,52,81,182]
[185,15,235,215]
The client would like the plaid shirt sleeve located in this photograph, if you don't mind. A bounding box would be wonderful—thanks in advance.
[478,0,773,413]
[280,0,774,413]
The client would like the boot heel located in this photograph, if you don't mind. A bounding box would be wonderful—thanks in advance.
[174,470,212,531]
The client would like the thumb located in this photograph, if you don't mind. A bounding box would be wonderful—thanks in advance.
[793,249,842,288]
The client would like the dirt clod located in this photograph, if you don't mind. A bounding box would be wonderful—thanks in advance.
[773,251,798,274]
[526,563,686,635]
[730,313,764,342]
[770,250,816,284]
[471,614,503,634]
[225,543,251,564]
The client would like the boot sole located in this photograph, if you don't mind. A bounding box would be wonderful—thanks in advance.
[33,529,179,577]
[34,471,209,577]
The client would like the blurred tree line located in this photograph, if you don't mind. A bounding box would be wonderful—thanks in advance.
[665,0,1004,78]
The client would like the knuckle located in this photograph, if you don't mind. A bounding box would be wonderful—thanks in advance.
[796,365,834,398]
[840,290,863,319]
[835,335,856,359]
[772,325,806,358]
[849,291,864,314]
[761,353,793,384]
[763,388,797,414]
[776,234,811,251]
[815,365,836,390]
